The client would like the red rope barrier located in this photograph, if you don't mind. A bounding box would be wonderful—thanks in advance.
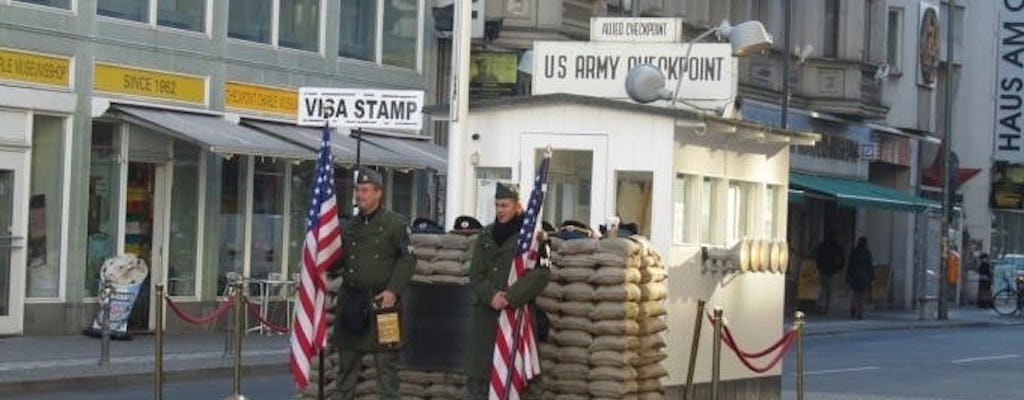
[705,311,799,372]
[164,296,233,325]
[722,324,796,359]
[721,329,796,373]
[243,296,290,333]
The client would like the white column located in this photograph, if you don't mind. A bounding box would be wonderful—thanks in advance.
[444,0,473,230]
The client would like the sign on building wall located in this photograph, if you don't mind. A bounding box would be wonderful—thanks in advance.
[0,48,71,88]
[992,161,1024,210]
[93,63,207,104]
[225,81,298,117]
[918,0,940,88]
[532,41,735,110]
[297,87,424,131]
[997,1,1024,162]
[589,17,683,43]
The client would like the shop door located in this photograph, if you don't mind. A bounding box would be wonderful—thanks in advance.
[0,152,27,334]
[124,162,169,332]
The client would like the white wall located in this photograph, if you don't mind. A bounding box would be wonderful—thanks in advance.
[884,0,937,131]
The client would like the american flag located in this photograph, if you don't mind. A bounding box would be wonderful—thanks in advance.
[488,153,550,400]
[290,125,343,388]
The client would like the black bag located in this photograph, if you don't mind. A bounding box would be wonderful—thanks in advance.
[339,290,373,335]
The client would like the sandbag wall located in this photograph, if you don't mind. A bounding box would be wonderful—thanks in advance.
[299,234,670,400]
[537,237,669,400]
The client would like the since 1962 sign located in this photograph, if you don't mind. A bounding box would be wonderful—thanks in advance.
[298,87,424,131]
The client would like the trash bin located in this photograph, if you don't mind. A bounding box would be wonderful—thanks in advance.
[963,270,979,305]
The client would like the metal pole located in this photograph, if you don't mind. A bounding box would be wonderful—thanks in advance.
[683,300,706,400]
[99,284,112,366]
[353,128,362,216]
[795,311,806,400]
[317,350,325,400]
[938,0,956,320]
[224,282,248,400]
[504,307,526,400]
[154,284,165,400]
[781,0,792,129]
[711,307,723,400]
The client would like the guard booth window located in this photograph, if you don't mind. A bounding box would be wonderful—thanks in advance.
[538,150,592,228]
[615,171,653,237]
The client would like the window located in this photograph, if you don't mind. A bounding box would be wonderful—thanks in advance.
[823,0,840,58]
[98,0,208,32]
[673,174,689,244]
[216,156,248,295]
[86,122,121,297]
[339,0,422,70]
[228,0,322,51]
[228,0,272,43]
[764,185,779,240]
[13,0,70,9]
[701,177,714,244]
[167,140,201,297]
[279,0,320,51]
[615,171,653,237]
[726,182,749,244]
[540,150,592,227]
[887,8,903,70]
[391,170,415,218]
[98,0,148,22]
[26,115,65,299]
[250,159,286,283]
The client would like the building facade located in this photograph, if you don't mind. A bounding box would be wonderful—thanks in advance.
[0,0,443,335]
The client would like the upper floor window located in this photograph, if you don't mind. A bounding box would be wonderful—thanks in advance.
[887,8,903,71]
[97,0,208,33]
[339,0,422,70]
[822,0,840,58]
[228,0,322,52]
[13,0,70,10]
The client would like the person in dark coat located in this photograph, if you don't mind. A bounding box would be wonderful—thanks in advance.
[847,236,874,320]
[330,168,415,400]
[977,253,993,308]
[815,229,845,312]
[464,182,550,400]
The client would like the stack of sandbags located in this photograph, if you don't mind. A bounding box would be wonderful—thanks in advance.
[352,362,466,400]
[629,237,670,400]
[410,233,477,285]
[536,238,568,399]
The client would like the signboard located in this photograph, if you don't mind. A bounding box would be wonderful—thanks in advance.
[589,17,682,42]
[918,0,940,88]
[992,162,1024,209]
[225,81,298,117]
[0,48,71,88]
[297,87,424,131]
[84,254,149,340]
[93,63,207,104]
[531,41,735,111]
[470,52,518,98]
[997,1,1024,162]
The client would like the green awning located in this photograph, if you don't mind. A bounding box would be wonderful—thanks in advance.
[789,172,940,213]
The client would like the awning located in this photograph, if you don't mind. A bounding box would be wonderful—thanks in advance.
[111,105,313,160]
[243,121,447,171]
[789,172,940,213]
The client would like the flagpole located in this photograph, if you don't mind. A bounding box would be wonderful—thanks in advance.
[318,120,329,400]
[503,306,526,400]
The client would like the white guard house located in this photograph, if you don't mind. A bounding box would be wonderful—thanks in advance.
[431,92,819,395]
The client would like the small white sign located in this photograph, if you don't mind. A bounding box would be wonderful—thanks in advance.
[297,87,424,131]
[590,17,682,43]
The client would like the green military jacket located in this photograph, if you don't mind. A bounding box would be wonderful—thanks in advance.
[464,222,550,380]
[331,208,415,352]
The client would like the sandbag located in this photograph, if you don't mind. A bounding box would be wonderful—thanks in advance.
[640,283,667,301]
[538,342,559,358]
[410,234,442,248]
[639,333,667,350]
[557,346,590,364]
[594,283,642,301]
[440,234,475,250]
[638,301,667,318]
[535,296,560,314]
[555,315,591,332]
[356,380,376,395]
[424,383,462,399]
[637,364,669,379]
[433,248,469,262]
[589,266,642,285]
[589,380,639,398]
[597,237,642,255]
[639,318,668,335]
[637,378,663,392]
[590,335,640,352]
[428,275,470,285]
[640,268,668,283]
[411,246,439,260]
[399,382,428,396]
[588,301,640,320]
[637,349,669,365]
[554,329,593,347]
[592,319,641,335]
[558,267,594,283]
[414,260,434,276]
[558,238,599,255]
[558,301,593,317]
[541,282,562,299]
[432,260,466,276]
[399,370,434,385]
[590,350,640,367]
[638,392,666,400]
[551,362,590,380]
[557,253,598,268]
[589,365,638,381]
[591,251,629,267]
[561,282,596,302]
[553,379,589,395]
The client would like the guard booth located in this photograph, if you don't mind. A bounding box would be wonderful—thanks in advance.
[429,93,819,396]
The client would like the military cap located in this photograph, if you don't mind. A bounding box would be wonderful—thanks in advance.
[452,215,483,234]
[355,167,383,188]
[494,182,519,200]
[411,217,445,234]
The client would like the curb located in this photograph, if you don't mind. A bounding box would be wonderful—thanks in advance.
[799,319,1024,337]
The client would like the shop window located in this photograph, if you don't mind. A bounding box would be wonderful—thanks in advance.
[339,0,377,61]
[726,181,750,244]
[14,0,71,9]
[287,161,315,277]
[158,0,206,32]
[97,0,149,23]
[615,171,652,238]
[26,115,65,299]
[250,158,286,282]
[228,0,272,43]
[539,150,592,227]
[765,184,780,240]
[382,0,417,68]
[87,122,121,297]
[474,167,513,224]
[167,140,200,297]
[391,170,415,218]
[216,156,249,295]
[279,0,320,51]
[339,0,422,70]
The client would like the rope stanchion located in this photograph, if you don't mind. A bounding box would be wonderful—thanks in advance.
[722,324,796,359]
[243,296,290,333]
[165,296,234,325]
[720,328,797,373]
[705,311,799,374]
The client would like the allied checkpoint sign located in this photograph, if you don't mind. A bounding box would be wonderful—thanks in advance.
[531,41,736,111]
[297,87,425,131]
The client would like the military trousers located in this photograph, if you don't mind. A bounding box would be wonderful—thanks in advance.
[333,349,400,400]
[466,376,543,400]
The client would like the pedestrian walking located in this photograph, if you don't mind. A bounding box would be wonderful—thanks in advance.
[977,253,993,308]
[330,168,415,400]
[815,229,845,312]
[464,182,550,400]
[847,236,874,320]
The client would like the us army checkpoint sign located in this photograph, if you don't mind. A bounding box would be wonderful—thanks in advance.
[297,87,424,131]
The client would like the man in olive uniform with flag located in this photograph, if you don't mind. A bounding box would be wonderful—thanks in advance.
[331,168,415,400]
[465,182,550,399]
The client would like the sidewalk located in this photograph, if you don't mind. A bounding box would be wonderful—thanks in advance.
[0,331,289,395]
[790,306,1024,336]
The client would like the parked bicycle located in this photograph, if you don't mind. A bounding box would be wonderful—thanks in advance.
[992,271,1024,316]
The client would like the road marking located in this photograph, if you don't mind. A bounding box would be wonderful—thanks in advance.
[951,354,1020,364]
[804,366,881,376]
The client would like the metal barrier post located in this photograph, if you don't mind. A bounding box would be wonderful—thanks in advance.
[711,307,723,400]
[224,281,248,400]
[795,311,806,400]
[154,283,165,400]
[99,284,112,366]
[683,300,706,400]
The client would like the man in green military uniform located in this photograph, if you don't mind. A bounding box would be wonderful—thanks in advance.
[465,182,550,400]
[331,167,414,400]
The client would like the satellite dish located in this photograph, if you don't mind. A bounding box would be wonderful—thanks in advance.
[625,64,673,104]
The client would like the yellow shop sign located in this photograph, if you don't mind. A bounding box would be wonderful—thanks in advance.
[0,48,71,88]
[93,63,206,104]
[224,81,298,117]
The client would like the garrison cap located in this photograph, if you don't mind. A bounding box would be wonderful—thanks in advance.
[452,215,484,234]
[494,182,520,200]
[356,167,383,188]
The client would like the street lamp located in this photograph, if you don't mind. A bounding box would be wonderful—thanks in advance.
[624,19,773,107]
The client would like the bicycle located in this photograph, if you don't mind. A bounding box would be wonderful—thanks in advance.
[992,272,1024,317]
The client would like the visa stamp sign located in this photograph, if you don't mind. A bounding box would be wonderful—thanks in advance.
[589,17,682,42]
[531,41,736,110]
[298,87,424,131]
